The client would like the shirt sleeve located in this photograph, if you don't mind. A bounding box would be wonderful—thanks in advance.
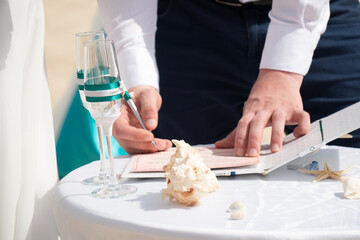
[260,0,330,75]
[97,0,159,91]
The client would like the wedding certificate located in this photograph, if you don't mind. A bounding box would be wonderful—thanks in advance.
[122,102,360,178]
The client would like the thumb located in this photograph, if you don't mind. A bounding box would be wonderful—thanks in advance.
[215,129,236,148]
[138,90,160,131]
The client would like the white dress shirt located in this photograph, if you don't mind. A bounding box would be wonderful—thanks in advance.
[97,0,330,91]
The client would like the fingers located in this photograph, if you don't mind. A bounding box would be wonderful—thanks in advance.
[270,111,286,153]
[244,111,269,157]
[113,117,171,154]
[113,119,154,143]
[218,69,311,156]
[234,112,254,156]
[122,138,172,155]
[113,106,171,154]
[215,129,236,148]
[292,111,311,137]
[137,88,161,130]
[112,85,168,154]
[228,109,310,157]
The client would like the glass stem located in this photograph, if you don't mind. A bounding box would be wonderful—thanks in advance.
[106,135,117,187]
[97,125,108,180]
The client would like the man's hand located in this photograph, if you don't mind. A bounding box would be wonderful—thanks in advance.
[215,69,310,156]
[113,85,172,154]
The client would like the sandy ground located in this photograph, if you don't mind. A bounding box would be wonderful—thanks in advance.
[43,0,272,143]
[44,0,99,136]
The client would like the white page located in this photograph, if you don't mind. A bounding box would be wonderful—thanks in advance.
[263,101,360,173]
[321,101,360,143]
[262,120,323,170]
[121,147,260,178]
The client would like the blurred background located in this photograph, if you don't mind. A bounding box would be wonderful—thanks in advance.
[44,0,100,137]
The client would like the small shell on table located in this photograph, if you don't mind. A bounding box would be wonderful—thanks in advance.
[227,200,244,212]
[227,201,245,220]
[343,177,360,199]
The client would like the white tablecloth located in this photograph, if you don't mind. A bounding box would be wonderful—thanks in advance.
[54,146,360,240]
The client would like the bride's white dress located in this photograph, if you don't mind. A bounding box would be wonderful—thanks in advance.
[0,0,59,239]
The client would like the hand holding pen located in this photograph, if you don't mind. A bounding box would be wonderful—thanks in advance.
[122,90,158,148]
[113,85,173,154]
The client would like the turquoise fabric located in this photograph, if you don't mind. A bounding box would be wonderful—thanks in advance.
[56,90,127,179]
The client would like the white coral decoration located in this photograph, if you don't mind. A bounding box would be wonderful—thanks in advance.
[161,140,220,206]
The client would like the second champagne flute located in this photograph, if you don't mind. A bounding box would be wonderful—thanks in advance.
[84,39,137,198]
[75,31,108,185]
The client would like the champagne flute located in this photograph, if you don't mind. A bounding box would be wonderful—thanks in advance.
[84,39,137,198]
[75,31,108,185]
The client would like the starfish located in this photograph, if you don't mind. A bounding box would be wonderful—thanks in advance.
[299,163,353,183]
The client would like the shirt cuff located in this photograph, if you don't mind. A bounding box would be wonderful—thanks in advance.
[260,23,321,76]
[116,46,159,92]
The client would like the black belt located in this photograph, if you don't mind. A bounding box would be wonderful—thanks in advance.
[215,0,272,7]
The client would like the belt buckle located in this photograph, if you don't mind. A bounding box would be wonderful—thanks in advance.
[215,0,243,7]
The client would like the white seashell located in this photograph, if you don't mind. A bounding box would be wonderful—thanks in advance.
[230,209,245,220]
[227,201,245,220]
[227,200,244,212]
[343,177,360,199]
[162,139,220,206]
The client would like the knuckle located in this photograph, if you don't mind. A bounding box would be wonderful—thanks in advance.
[302,111,310,121]
[240,115,251,122]
[141,104,158,117]
[234,135,246,147]
[142,110,156,119]
[272,111,285,120]
[234,141,246,152]
[253,110,270,122]
[238,117,250,128]
[296,127,308,134]
[248,136,261,146]
[251,116,262,125]
[233,131,246,149]
[296,110,309,120]
[134,131,146,141]
[251,118,268,129]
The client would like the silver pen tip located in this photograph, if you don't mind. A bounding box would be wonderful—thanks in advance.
[152,140,158,149]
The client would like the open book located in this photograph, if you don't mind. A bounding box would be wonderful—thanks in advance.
[122,102,360,178]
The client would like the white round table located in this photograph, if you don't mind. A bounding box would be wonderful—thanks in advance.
[54,146,360,240]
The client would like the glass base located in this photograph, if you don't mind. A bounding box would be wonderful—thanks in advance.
[91,185,137,199]
[82,174,109,185]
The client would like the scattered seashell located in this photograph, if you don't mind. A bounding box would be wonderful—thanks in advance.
[227,201,245,220]
[227,200,244,212]
[230,209,245,220]
[343,177,360,199]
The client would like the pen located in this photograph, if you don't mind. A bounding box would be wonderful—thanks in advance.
[122,91,158,149]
